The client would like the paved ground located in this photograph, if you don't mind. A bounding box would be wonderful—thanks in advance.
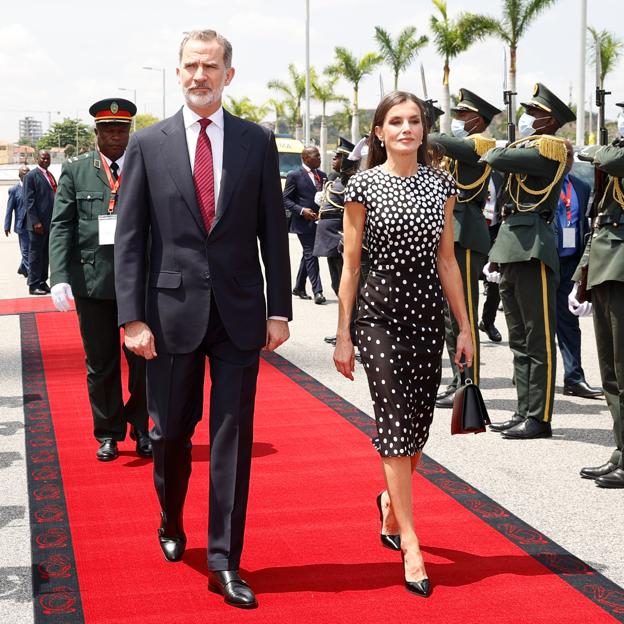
[0,182,621,622]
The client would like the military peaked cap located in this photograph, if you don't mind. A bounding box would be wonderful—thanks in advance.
[89,98,137,124]
[335,136,355,155]
[452,88,502,125]
[521,83,576,127]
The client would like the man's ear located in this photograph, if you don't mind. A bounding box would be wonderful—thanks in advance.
[224,67,235,86]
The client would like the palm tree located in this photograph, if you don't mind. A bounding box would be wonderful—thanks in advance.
[327,47,383,142]
[374,25,428,90]
[489,0,559,120]
[588,27,624,88]
[225,96,268,124]
[430,0,499,133]
[267,64,306,139]
[312,74,348,170]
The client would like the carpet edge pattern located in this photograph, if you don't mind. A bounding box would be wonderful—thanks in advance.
[262,350,624,621]
[21,313,85,624]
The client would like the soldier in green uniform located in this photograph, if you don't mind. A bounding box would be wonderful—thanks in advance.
[49,98,150,462]
[430,89,501,407]
[574,117,624,487]
[485,83,575,439]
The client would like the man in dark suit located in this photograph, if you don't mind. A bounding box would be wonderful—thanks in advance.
[24,150,56,295]
[284,146,327,304]
[115,30,291,609]
[554,156,602,399]
[4,165,30,278]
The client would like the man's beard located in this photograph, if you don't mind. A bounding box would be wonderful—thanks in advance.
[184,83,223,108]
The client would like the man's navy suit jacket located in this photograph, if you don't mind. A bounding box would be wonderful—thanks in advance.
[23,168,55,231]
[283,166,326,235]
[4,183,27,233]
[114,107,292,354]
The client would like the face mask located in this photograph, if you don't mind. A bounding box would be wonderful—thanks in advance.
[618,115,624,137]
[518,113,537,137]
[451,119,469,138]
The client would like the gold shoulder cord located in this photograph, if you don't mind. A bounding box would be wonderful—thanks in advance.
[612,177,624,209]
[452,134,495,204]
[320,180,347,212]
[507,135,568,213]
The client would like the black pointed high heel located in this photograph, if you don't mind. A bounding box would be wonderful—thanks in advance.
[402,552,431,597]
[376,492,401,551]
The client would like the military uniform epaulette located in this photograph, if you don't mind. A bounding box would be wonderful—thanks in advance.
[67,152,93,164]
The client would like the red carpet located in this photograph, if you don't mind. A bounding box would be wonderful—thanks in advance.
[26,310,621,623]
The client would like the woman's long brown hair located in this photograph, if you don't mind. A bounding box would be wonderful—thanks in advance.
[366,91,432,170]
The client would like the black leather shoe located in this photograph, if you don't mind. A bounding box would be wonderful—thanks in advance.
[436,385,456,401]
[580,461,618,480]
[324,335,337,345]
[17,266,28,277]
[376,493,400,551]
[314,292,326,305]
[158,512,186,562]
[595,467,624,488]
[435,392,455,409]
[490,414,524,432]
[130,427,152,457]
[208,570,258,609]
[29,287,47,296]
[563,381,603,399]
[405,578,431,598]
[502,418,552,439]
[292,288,311,300]
[478,321,502,343]
[40,283,51,293]
[96,439,118,461]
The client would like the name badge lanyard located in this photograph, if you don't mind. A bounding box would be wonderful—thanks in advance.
[99,152,122,214]
[559,179,572,226]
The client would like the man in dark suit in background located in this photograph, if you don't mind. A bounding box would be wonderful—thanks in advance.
[4,165,30,278]
[115,30,291,609]
[24,150,56,295]
[284,146,327,304]
[554,151,602,399]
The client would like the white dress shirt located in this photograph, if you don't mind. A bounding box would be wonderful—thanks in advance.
[38,165,55,188]
[101,152,125,176]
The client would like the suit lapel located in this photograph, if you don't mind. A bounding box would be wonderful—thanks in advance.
[161,108,207,235]
[213,110,250,229]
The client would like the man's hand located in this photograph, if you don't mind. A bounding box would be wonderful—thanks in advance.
[482,262,501,284]
[568,283,593,317]
[51,283,74,312]
[33,223,44,235]
[301,208,318,221]
[124,321,157,360]
[264,319,289,352]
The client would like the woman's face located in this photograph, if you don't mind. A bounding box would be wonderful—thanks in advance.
[376,100,424,158]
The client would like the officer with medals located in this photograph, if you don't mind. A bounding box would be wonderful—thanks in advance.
[314,137,355,297]
[430,89,501,407]
[484,83,575,439]
[49,98,151,462]
[574,106,624,487]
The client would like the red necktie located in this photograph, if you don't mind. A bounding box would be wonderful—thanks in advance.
[46,170,57,193]
[193,118,215,232]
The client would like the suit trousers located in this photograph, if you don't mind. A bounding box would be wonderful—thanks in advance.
[27,230,49,287]
[481,223,501,327]
[146,298,260,571]
[294,232,322,294]
[327,255,343,297]
[555,254,586,386]
[18,232,29,273]
[591,281,624,468]
[444,244,486,387]
[74,297,148,441]
[500,259,558,423]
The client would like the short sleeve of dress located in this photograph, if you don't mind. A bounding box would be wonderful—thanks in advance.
[344,172,368,205]
[441,170,458,199]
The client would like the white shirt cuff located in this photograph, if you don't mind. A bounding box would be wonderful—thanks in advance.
[268,316,288,322]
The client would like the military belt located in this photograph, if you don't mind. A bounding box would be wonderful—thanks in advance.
[319,209,344,220]
[595,213,624,227]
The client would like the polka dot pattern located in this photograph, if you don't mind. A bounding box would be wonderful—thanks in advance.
[345,165,456,457]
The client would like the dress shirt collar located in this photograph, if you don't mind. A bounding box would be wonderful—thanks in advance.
[37,165,50,176]
[302,163,312,173]
[100,152,125,172]
[183,104,224,131]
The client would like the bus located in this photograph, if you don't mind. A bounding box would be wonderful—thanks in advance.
[275,136,304,189]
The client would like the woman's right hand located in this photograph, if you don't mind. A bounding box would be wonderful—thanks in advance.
[334,336,355,380]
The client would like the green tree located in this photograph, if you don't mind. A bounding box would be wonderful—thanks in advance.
[312,74,348,169]
[588,27,624,88]
[267,98,288,134]
[133,113,160,132]
[225,96,268,123]
[430,0,499,133]
[326,47,383,142]
[37,118,93,153]
[374,25,428,90]
[267,64,307,139]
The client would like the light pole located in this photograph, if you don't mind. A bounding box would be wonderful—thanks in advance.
[119,87,137,131]
[142,66,166,120]
[304,0,311,146]
[576,0,587,146]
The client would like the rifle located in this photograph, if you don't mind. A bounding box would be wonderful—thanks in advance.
[503,49,516,145]
[419,62,439,132]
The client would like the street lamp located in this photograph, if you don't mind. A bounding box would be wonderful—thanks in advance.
[142,66,166,120]
[119,87,137,131]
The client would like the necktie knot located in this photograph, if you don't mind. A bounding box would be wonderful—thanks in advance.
[199,118,212,131]
[110,161,119,181]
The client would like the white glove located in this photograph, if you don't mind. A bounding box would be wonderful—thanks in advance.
[347,137,368,161]
[51,283,74,312]
[314,191,323,206]
[568,282,592,317]
[482,262,501,284]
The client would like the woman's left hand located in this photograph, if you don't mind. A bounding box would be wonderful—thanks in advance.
[455,329,474,373]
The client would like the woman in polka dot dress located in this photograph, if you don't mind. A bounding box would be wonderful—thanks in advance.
[334,92,473,597]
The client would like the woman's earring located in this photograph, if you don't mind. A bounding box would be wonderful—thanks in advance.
[380,140,384,148]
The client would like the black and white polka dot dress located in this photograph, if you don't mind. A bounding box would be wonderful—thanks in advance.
[345,165,457,457]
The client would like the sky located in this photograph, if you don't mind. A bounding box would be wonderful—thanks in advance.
[1,0,623,142]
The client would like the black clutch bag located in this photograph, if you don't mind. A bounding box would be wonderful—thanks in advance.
[451,372,491,435]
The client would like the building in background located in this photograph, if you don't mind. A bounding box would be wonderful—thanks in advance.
[18,117,43,145]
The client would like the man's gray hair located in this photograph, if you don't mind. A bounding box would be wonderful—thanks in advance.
[178,30,233,68]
